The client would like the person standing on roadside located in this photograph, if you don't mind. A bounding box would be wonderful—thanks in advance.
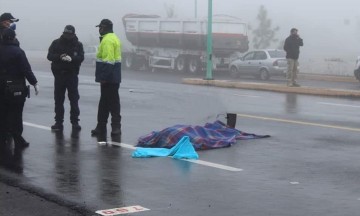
[91,19,122,137]
[284,28,303,87]
[0,28,39,149]
[47,25,84,131]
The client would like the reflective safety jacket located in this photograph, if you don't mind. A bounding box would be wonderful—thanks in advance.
[95,32,122,83]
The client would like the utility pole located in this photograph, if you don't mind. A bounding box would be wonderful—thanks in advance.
[205,0,213,80]
[195,0,197,18]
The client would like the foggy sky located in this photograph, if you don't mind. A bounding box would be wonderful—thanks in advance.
[1,0,360,62]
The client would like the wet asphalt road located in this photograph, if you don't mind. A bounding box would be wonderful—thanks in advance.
[1,61,360,216]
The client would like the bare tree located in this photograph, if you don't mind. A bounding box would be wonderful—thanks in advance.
[251,5,280,49]
[164,3,176,18]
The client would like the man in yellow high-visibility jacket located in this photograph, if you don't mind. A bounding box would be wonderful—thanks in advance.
[91,19,122,137]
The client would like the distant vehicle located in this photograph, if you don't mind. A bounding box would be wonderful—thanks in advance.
[83,45,97,66]
[354,56,360,81]
[121,14,249,73]
[229,49,287,80]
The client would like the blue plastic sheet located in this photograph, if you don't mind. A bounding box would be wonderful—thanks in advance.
[132,136,199,160]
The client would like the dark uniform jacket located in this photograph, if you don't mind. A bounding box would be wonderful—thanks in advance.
[0,39,37,89]
[283,35,303,60]
[47,35,84,75]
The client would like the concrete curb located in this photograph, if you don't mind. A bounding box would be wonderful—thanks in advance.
[299,74,358,83]
[182,78,360,97]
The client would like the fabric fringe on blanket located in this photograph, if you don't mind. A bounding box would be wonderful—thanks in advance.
[137,121,270,151]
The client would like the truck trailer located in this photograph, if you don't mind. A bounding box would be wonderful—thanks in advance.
[122,14,249,73]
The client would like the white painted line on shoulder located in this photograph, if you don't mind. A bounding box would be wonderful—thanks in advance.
[96,205,150,216]
[233,93,260,98]
[22,122,243,172]
[23,122,51,131]
[318,102,360,108]
[109,141,243,172]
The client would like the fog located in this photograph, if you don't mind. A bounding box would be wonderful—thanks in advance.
[1,0,360,75]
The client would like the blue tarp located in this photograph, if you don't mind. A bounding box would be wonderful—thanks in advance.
[132,136,199,160]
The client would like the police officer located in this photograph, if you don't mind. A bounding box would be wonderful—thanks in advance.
[0,13,19,37]
[0,28,39,148]
[47,25,84,131]
[91,19,122,136]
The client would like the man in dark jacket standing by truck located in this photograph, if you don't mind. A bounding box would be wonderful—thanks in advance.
[91,19,122,137]
[47,25,84,131]
[284,28,303,87]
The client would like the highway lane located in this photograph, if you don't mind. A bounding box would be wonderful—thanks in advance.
[1,63,360,215]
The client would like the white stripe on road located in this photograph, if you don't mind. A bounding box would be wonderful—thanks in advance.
[318,102,360,108]
[236,113,360,132]
[24,122,51,131]
[23,121,243,172]
[233,93,260,98]
[109,141,243,172]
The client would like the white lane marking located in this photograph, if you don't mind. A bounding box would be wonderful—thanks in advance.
[318,102,360,108]
[22,122,243,172]
[109,141,243,172]
[23,122,51,131]
[233,93,260,98]
[236,113,360,132]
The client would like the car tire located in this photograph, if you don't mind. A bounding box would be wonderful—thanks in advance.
[229,66,239,78]
[259,69,270,80]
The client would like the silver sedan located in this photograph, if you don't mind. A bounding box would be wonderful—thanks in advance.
[229,49,287,80]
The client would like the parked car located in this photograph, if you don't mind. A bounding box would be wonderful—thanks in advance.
[229,49,288,80]
[354,56,360,81]
[83,45,97,66]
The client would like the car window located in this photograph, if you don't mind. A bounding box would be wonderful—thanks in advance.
[268,50,286,58]
[243,52,255,61]
[254,51,267,60]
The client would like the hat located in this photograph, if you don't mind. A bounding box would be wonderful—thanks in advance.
[63,25,75,34]
[0,13,19,22]
[2,28,16,41]
[96,19,113,27]
[290,28,298,33]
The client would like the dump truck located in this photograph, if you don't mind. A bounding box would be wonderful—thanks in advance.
[121,14,249,73]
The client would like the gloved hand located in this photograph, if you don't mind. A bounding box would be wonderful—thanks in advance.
[61,55,72,62]
[34,84,39,95]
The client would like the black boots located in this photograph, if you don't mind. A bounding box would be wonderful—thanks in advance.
[51,122,63,131]
[13,135,30,148]
[72,122,81,131]
[111,124,121,136]
[51,122,81,131]
[91,124,106,136]
[91,124,121,136]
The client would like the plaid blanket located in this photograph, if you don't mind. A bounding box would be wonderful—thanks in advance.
[137,121,270,150]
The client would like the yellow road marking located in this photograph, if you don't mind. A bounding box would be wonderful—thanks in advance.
[236,113,360,132]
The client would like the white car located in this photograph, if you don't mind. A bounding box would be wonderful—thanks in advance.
[229,49,288,80]
[354,56,360,81]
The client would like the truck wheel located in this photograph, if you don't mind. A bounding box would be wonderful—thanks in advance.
[259,69,270,80]
[175,56,187,72]
[124,55,133,69]
[188,58,200,74]
[229,66,239,78]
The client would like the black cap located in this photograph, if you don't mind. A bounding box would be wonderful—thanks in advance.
[2,28,16,41]
[290,28,298,33]
[63,25,75,34]
[0,13,19,22]
[96,19,113,28]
